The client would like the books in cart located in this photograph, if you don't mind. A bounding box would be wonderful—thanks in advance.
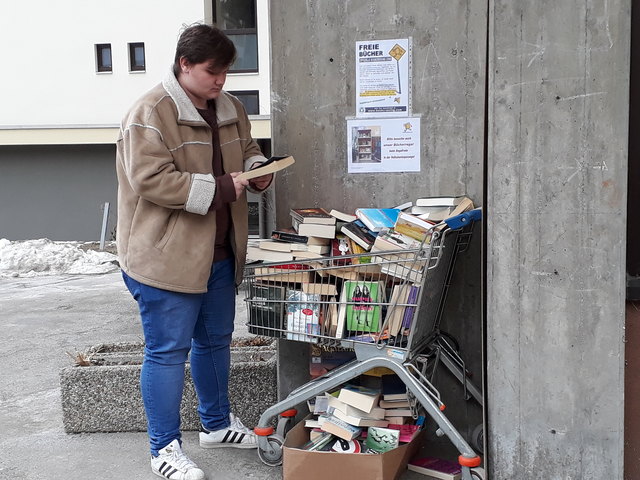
[247,283,285,338]
[286,290,321,343]
[290,207,336,225]
[342,280,384,333]
[355,208,402,232]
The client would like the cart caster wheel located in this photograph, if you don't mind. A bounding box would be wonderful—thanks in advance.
[470,467,486,479]
[257,434,284,466]
[276,416,294,438]
[471,423,484,454]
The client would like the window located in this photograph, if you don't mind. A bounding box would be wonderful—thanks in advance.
[228,90,260,115]
[214,0,258,73]
[128,42,145,72]
[95,44,112,73]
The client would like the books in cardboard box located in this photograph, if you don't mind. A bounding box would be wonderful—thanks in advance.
[337,384,381,413]
[286,290,321,342]
[290,207,336,225]
[364,426,400,453]
[355,208,402,232]
[247,283,285,337]
[320,414,363,441]
[407,456,462,480]
[343,280,384,333]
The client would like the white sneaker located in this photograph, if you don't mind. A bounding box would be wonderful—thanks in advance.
[151,439,206,480]
[199,413,258,449]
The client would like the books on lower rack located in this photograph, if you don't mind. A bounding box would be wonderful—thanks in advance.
[320,414,363,441]
[236,155,295,181]
[337,384,381,414]
[381,373,408,401]
[407,456,462,479]
[326,394,386,420]
[364,426,400,453]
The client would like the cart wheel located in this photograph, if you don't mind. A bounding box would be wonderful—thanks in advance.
[276,416,294,438]
[257,434,284,466]
[471,423,484,454]
[470,467,486,479]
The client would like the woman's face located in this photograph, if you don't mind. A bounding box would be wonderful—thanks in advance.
[178,58,229,108]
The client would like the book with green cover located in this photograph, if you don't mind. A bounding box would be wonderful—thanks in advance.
[343,280,383,332]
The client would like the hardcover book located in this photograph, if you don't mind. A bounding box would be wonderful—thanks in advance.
[236,155,295,181]
[247,283,285,337]
[407,456,462,480]
[290,207,336,225]
[343,280,383,333]
[340,219,377,250]
[355,208,402,232]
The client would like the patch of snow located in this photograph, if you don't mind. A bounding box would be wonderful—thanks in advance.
[0,238,119,277]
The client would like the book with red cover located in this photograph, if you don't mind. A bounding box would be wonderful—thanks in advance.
[407,457,462,480]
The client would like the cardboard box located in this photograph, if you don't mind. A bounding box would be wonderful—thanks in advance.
[283,417,425,480]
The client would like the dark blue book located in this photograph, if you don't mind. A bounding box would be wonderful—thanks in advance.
[340,219,377,250]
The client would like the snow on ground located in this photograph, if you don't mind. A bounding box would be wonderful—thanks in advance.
[0,238,119,277]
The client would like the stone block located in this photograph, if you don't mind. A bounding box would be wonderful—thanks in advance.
[60,341,276,433]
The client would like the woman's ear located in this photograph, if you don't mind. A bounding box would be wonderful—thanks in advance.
[179,57,191,74]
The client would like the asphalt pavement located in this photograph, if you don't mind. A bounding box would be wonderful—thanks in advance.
[0,271,431,480]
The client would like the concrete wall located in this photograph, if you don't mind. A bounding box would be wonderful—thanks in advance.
[487,1,629,478]
[269,0,486,459]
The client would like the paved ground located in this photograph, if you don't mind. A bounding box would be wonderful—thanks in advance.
[0,272,434,480]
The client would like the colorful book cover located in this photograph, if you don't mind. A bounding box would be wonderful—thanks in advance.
[355,208,401,232]
[364,426,400,453]
[402,285,420,329]
[343,280,382,332]
[340,219,377,250]
[286,290,321,343]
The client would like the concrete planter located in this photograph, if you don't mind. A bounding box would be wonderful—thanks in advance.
[60,341,276,434]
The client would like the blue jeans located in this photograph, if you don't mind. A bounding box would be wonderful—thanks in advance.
[122,258,236,455]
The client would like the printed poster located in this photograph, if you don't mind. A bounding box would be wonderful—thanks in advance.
[355,38,411,117]
[347,117,420,173]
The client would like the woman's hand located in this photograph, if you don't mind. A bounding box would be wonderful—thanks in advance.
[249,173,273,191]
[229,172,250,200]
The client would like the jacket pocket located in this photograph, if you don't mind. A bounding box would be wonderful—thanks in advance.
[154,210,181,251]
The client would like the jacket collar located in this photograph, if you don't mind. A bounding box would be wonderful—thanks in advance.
[162,70,238,125]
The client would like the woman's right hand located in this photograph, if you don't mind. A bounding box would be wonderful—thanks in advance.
[229,172,250,200]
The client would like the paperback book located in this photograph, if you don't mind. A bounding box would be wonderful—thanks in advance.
[343,280,384,333]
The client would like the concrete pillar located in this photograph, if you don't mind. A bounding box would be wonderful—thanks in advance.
[487,1,630,478]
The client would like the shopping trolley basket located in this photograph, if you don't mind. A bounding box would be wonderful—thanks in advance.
[243,210,483,479]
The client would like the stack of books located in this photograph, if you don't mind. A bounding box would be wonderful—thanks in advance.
[301,373,422,454]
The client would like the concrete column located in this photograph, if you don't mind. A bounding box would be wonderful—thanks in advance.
[487,1,630,478]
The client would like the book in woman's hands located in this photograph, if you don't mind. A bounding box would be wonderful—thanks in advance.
[236,155,295,181]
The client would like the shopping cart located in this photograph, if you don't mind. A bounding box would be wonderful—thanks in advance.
[243,209,483,480]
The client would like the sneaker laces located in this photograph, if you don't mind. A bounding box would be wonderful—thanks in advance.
[163,445,198,472]
[229,413,253,435]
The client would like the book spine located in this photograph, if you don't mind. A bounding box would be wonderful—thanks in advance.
[271,230,309,244]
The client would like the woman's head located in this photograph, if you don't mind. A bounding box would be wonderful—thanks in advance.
[173,24,236,77]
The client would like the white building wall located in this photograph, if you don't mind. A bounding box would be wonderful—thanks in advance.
[0,0,271,128]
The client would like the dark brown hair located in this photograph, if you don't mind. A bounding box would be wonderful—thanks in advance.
[173,24,237,76]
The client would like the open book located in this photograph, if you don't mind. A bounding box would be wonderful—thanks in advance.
[237,155,295,181]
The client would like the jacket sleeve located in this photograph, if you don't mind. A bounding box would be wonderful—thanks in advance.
[118,111,215,216]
